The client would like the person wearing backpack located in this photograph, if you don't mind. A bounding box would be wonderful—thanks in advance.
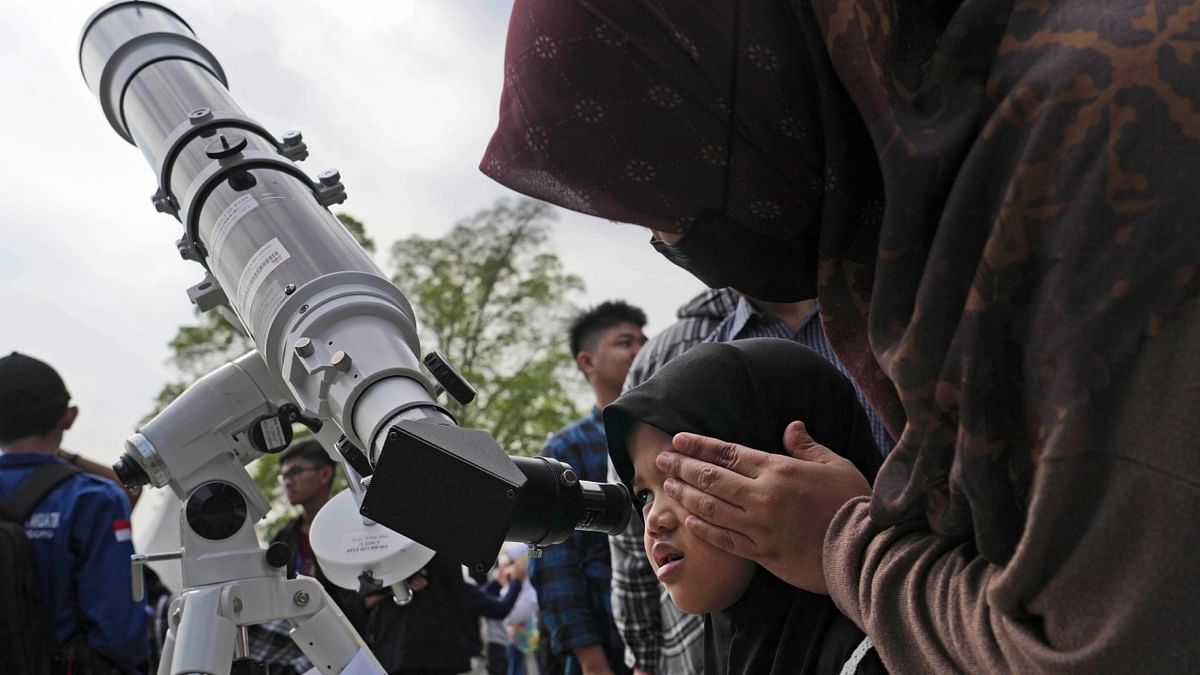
[0,352,149,674]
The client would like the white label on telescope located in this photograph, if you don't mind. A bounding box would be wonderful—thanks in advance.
[342,532,393,556]
[210,194,259,262]
[259,416,287,451]
[256,280,289,327]
[237,238,291,311]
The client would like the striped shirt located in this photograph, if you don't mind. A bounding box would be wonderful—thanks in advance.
[706,297,893,456]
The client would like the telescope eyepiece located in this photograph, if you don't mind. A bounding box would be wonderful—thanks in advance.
[508,456,633,546]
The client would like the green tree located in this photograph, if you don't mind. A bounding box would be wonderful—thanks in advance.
[390,197,586,456]
[145,214,373,534]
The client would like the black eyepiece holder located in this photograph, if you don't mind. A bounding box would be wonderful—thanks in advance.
[360,420,632,571]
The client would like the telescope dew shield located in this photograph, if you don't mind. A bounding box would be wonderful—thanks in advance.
[79,1,225,145]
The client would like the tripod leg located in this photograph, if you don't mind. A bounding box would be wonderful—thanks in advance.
[286,579,384,674]
[158,611,177,675]
[167,587,238,675]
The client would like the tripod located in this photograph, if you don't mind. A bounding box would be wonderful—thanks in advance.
[136,480,384,675]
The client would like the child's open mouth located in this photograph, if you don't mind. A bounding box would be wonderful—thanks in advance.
[652,542,686,581]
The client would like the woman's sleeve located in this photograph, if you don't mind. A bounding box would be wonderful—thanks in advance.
[825,297,1200,673]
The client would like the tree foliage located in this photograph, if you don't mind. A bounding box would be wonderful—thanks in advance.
[390,197,586,456]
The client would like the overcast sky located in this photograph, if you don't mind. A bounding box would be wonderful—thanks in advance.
[1,1,706,467]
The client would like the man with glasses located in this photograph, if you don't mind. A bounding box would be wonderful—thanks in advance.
[273,439,339,578]
[272,440,472,674]
[246,439,366,674]
[270,439,358,598]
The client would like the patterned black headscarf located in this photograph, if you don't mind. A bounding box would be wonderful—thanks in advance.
[603,338,882,675]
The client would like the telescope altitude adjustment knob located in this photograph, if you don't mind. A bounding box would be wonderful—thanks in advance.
[423,351,477,406]
[265,542,291,569]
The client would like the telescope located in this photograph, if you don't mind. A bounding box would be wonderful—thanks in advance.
[77,2,628,667]
[81,0,630,565]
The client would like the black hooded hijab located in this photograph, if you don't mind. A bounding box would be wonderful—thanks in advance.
[604,338,885,675]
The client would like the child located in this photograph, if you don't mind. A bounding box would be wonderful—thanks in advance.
[498,544,541,675]
[604,338,886,675]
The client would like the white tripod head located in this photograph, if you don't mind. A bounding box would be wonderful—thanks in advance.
[125,350,431,601]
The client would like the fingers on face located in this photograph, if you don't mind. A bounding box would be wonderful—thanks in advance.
[670,432,770,477]
[657,449,748,502]
[684,514,756,557]
[658,450,756,505]
[663,473,745,528]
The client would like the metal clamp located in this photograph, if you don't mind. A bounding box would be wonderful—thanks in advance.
[131,550,183,601]
[186,270,228,311]
[391,580,414,606]
[151,107,309,217]
[177,149,347,263]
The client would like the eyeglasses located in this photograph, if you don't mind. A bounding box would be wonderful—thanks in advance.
[279,466,319,483]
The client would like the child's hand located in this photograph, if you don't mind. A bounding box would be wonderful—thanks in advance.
[654,421,869,594]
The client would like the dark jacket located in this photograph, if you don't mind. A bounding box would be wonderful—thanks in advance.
[463,578,523,656]
[0,453,149,673]
[363,553,471,674]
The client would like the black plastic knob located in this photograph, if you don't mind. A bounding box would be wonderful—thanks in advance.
[113,455,150,489]
[423,351,477,406]
[265,541,292,569]
[335,435,373,477]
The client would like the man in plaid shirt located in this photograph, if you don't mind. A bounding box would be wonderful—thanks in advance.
[530,301,647,675]
[608,291,892,675]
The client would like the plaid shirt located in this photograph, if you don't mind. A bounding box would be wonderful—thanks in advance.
[530,409,629,674]
[608,289,737,675]
[246,620,312,675]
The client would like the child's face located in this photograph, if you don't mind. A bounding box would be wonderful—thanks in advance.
[628,421,756,614]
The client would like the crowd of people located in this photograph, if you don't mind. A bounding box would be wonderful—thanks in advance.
[0,291,890,675]
[5,0,1199,672]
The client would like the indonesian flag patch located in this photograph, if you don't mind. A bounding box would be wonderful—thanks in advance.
[113,519,132,543]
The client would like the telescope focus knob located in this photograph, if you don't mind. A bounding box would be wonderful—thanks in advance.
[423,351,477,406]
[265,542,291,569]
